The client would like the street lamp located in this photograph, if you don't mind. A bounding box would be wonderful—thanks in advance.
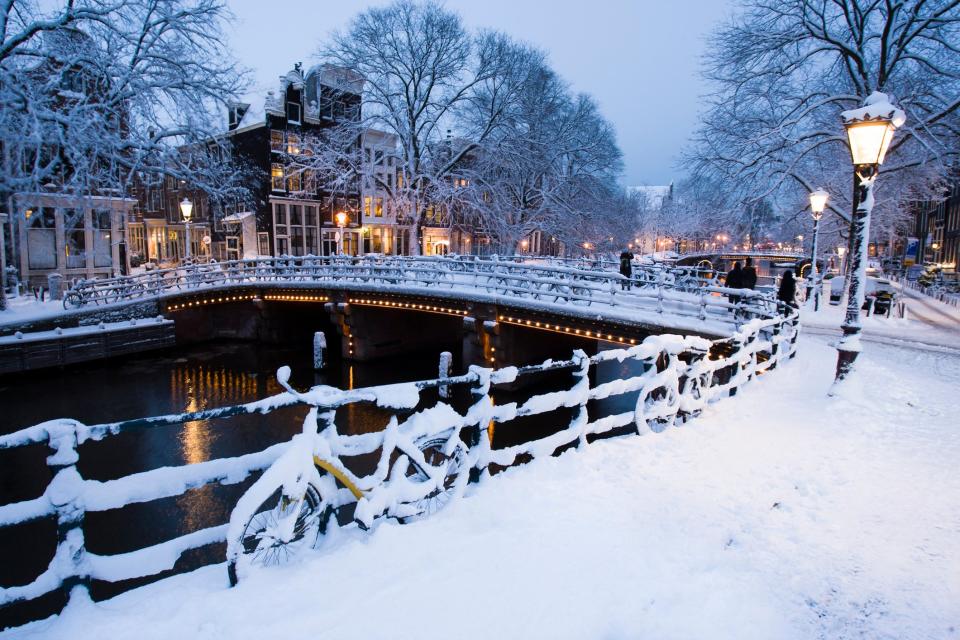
[834,92,905,384]
[837,245,847,275]
[335,211,348,255]
[179,198,193,261]
[808,188,829,310]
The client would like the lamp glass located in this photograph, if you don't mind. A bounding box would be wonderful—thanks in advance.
[844,120,896,166]
[809,189,828,217]
[335,212,348,227]
[179,198,193,222]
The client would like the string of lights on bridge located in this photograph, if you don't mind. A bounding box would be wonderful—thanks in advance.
[165,293,641,348]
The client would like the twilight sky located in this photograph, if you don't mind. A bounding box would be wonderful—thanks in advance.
[226,0,732,187]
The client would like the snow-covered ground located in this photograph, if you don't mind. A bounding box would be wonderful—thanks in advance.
[4,332,958,639]
[801,285,960,351]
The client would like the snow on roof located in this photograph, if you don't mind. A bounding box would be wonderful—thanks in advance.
[841,92,906,128]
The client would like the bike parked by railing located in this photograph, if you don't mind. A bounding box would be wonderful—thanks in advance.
[226,366,469,586]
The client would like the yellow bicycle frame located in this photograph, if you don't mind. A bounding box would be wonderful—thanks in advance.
[313,456,364,500]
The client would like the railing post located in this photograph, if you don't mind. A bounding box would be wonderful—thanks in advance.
[569,350,591,448]
[657,271,665,314]
[45,421,91,607]
[438,351,453,399]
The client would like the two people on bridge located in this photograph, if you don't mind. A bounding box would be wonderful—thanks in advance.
[726,257,758,312]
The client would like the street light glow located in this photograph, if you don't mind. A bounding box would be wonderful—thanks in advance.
[809,189,828,219]
[335,211,348,227]
[179,198,193,222]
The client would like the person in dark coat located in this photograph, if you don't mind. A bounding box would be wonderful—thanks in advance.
[726,261,743,309]
[619,250,634,290]
[777,269,797,308]
[741,257,758,290]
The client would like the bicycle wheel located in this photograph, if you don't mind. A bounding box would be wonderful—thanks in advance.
[227,484,330,586]
[62,291,85,310]
[399,433,467,522]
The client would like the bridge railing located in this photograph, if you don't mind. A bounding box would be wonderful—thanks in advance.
[61,255,775,328]
[0,304,799,626]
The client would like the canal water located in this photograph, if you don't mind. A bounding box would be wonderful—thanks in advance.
[0,333,646,627]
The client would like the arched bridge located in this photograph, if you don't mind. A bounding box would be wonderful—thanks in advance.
[27,256,790,363]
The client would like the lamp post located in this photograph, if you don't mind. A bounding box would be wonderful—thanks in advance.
[834,92,905,384]
[335,211,348,255]
[837,245,847,275]
[808,189,829,311]
[179,198,193,262]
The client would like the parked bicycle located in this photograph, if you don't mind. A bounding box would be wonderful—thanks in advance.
[225,366,469,586]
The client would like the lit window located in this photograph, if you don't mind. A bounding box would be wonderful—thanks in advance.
[363,196,372,217]
[375,197,383,217]
[287,169,301,192]
[270,130,283,152]
[286,133,300,155]
[271,164,284,191]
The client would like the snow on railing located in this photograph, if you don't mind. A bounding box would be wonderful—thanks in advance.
[0,304,799,623]
[57,255,774,329]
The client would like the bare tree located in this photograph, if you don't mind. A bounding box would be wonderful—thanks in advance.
[318,0,556,254]
[684,0,960,233]
[442,60,624,254]
[1,0,250,195]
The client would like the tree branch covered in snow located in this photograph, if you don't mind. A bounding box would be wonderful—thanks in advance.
[683,0,960,239]
[0,0,253,202]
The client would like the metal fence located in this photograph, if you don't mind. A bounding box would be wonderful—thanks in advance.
[0,300,799,625]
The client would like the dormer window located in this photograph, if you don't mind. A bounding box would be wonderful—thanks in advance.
[287,101,301,124]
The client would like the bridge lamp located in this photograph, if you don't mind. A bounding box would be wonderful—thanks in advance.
[179,198,193,261]
[807,188,829,311]
[835,93,904,383]
[335,212,348,255]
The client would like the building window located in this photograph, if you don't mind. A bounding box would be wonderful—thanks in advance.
[363,196,372,217]
[63,208,86,269]
[375,197,383,218]
[287,169,301,193]
[270,130,284,152]
[128,224,146,259]
[271,164,284,191]
[287,101,301,124]
[286,133,300,155]
[26,207,57,269]
[258,232,270,256]
[92,209,113,268]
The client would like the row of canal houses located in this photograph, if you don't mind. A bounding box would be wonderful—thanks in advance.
[6,62,507,290]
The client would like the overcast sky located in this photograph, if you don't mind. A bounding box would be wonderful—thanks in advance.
[227,0,732,187]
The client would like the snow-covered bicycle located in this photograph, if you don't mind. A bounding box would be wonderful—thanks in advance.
[225,366,469,586]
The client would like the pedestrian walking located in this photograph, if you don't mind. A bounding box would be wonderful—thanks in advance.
[620,249,635,290]
[741,257,758,290]
[726,261,743,309]
[777,269,797,309]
